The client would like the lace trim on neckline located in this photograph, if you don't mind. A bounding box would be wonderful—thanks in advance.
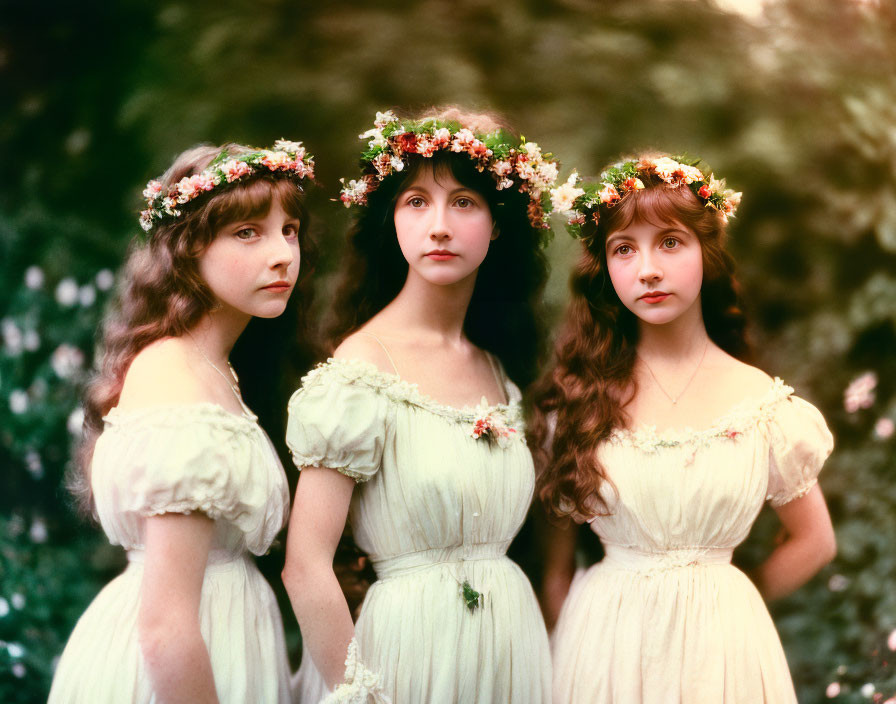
[103,401,258,427]
[301,357,524,428]
[608,377,794,451]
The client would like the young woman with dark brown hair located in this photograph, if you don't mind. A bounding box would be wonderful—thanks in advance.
[535,156,836,703]
[282,108,557,703]
[49,141,316,704]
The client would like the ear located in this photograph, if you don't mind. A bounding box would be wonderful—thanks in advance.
[490,222,500,241]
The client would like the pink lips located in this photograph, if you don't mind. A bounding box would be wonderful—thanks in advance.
[639,291,670,304]
[261,280,291,293]
[425,249,458,261]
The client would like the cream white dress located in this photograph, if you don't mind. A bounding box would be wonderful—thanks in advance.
[551,379,834,703]
[48,403,293,703]
[286,358,552,703]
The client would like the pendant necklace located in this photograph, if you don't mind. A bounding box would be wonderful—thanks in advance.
[639,337,709,406]
[187,331,244,406]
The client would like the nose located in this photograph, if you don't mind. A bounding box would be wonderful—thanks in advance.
[268,232,297,270]
[637,251,662,283]
[427,202,452,242]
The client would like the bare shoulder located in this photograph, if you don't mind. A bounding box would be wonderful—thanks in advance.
[118,337,207,409]
[333,328,398,376]
[706,348,775,401]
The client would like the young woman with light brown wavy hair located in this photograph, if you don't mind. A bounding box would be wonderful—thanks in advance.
[533,156,836,703]
[50,140,316,704]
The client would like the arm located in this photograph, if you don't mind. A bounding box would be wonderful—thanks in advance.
[538,513,578,632]
[138,513,218,704]
[752,484,836,601]
[282,466,357,689]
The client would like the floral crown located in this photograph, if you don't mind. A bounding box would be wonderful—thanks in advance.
[139,140,315,233]
[339,111,560,230]
[550,155,742,239]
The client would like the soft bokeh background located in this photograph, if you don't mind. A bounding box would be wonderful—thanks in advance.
[2,0,894,701]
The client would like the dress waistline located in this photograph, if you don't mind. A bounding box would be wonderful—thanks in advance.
[602,544,734,573]
[371,541,512,580]
[127,549,248,572]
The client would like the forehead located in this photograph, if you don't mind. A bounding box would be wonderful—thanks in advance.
[401,162,470,193]
[607,219,694,241]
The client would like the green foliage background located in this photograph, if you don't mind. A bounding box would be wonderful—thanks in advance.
[1,0,894,701]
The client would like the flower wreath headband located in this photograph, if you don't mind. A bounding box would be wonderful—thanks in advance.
[339,111,560,232]
[550,155,742,239]
[139,140,315,234]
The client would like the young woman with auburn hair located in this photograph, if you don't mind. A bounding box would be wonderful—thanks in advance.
[282,108,556,703]
[534,157,836,703]
[50,140,316,704]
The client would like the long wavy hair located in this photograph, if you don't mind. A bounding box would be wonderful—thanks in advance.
[72,143,317,516]
[531,168,751,520]
[326,109,549,389]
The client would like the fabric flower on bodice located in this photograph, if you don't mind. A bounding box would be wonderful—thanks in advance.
[470,397,516,448]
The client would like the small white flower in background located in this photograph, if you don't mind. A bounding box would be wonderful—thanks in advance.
[2,318,23,355]
[860,683,875,697]
[825,682,840,698]
[10,593,24,610]
[78,284,96,307]
[55,277,79,306]
[51,344,85,379]
[22,329,39,352]
[888,628,896,651]
[29,518,47,544]
[24,450,43,479]
[7,642,24,657]
[836,665,848,676]
[827,574,849,592]
[843,371,877,413]
[95,268,115,291]
[67,406,85,436]
[24,265,44,290]
[874,418,895,440]
[0,598,8,617]
[9,389,28,414]
[11,663,25,678]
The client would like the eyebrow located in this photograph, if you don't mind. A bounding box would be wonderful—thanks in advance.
[607,227,689,246]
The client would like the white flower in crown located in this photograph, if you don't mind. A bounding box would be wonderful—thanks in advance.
[495,177,514,190]
[273,139,305,157]
[470,397,517,448]
[521,142,542,160]
[533,161,560,191]
[339,178,369,206]
[261,150,293,170]
[516,161,537,181]
[374,110,398,129]
[361,127,388,150]
[491,160,513,177]
[389,155,405,172]
[677,164,704,184]
[450,128,477,152]
[431,127,452,148]
[550,171,586,214]
[221,159,252,182]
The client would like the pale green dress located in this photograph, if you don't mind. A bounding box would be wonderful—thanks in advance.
[286,358,552,703]
[48,403,293,703]
[551,379,834,703]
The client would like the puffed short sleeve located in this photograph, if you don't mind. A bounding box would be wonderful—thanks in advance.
[765,395,834,507]
[92,404,289,553]
[286,359,392,483]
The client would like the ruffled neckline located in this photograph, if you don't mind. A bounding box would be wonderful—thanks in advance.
[104,401,259,427]
[608,377,794,451]
[301,357,524,428]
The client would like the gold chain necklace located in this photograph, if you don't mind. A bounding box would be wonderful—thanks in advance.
[639,338,709,406]
[187,331,243,406]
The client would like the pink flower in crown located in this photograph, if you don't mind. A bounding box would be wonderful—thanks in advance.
[415,135,438,157]
[139,209,154,231]
[196,173,218,191]
[492,160,513,177]
[675,164,704,185]
[261,151,292,171]
[495,177,514,191]
[431,128,451,148]
[395,132,419,155]
[339,178,369,207]
[599,183,621,205]
[451,128,477,152]
[372,152,394,177]
[466,139,492,160]
[222,159,252,183]
[516,160,537,181]
[622,177,645,193]
[161,196,179,214]
[143,180,164,202]
[175,176,201,203]
[697,184,713,199]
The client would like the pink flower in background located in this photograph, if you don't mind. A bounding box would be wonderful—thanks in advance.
[888,628,896,651]
[874,418,894,439]
[843,371,877,413]
[825,682,840,698]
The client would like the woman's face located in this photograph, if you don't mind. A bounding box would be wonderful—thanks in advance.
[605,218,704,328]
[393,165,496,288]
[198,197,301,320]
